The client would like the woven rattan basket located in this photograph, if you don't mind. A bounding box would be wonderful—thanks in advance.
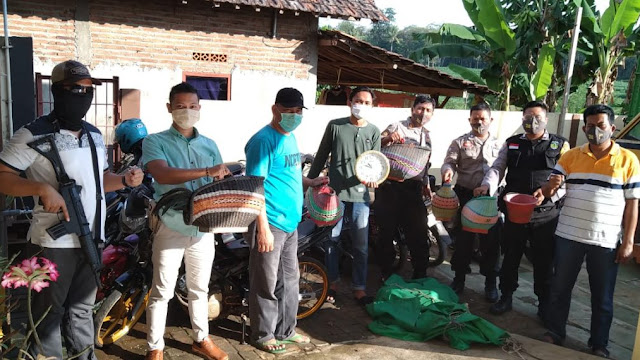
[188,176,265,233]
[381,144,431,181]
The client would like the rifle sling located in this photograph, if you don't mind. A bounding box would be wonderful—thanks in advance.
[84,126,103,245]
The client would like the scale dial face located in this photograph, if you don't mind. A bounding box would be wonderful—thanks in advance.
[355,150,390,185]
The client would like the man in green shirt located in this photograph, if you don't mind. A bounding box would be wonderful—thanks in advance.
[142,82,230,360]
[308,86,381,305]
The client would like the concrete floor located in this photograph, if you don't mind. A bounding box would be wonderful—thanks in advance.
[95,230,640,360]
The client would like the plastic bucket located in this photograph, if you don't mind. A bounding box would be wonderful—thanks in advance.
[503,193,538,224]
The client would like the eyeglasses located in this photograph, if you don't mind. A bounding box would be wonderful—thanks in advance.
[66,84,94,95]
[523,115,544,122]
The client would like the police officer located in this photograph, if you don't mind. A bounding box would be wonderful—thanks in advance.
[475,101,569,318]
[442,102,502,301]
[375,95,434,280]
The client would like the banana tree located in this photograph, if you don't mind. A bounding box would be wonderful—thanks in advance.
[579,0,640,105]
[415,0,584,110]
[415,0,516,109]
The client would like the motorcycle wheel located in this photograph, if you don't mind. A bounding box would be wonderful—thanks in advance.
[297,256,328,320]
[94,288,150,348]
[391,230,409,272]
[427,225,446,267]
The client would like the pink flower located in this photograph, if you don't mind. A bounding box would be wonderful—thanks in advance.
[1,256,59,292]
[40,258,59,282]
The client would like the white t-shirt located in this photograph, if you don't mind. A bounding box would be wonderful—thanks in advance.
[0,116,108,248]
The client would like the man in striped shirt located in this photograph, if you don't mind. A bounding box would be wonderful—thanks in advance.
[541,104,639,358]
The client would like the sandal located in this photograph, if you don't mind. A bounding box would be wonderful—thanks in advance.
[279,333,310,344]
[254,339,286,354]
[325,289,337,304]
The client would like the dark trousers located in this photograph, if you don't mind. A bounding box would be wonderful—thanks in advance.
[374,180,429,278]
[450,186,501,281]
[29,246,98,360]
[545,236,619,351]
[248,224,299,343]
[451,186,502,283]
[499,215,558,314]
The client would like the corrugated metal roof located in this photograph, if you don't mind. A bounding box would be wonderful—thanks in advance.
[318,29,495,97]
[205,0,387,21]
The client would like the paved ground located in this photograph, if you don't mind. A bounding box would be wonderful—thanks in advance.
[94,233,640,360]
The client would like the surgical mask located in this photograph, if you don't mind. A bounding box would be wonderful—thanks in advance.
[522,115,546,134]
[471,123,487,134]
[586,126,612,145]
[413,112,430,126]
[279,113,303,133]
[351,103,372,120]
[172,108,200,129]
[52,85,94,131]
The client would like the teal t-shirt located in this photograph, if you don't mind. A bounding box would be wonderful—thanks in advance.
[142,126,222,237]
[245,125,302,233]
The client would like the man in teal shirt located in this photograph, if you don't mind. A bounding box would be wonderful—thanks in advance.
[245,88,327,354]
[142,82,229,360]
[308,86,381,305]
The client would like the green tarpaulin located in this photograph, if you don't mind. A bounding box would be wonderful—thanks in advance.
[366,274,508,350]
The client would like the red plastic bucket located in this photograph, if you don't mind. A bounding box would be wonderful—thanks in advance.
[503,193,538,224]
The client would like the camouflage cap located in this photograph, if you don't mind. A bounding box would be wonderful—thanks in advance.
[51,60,102,85]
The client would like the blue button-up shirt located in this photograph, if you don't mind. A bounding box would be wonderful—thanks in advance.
[142,126,223,237]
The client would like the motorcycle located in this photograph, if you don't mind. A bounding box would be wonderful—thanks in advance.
[93,184,154,348]
[174,160,331,328]
[174,212,331,323]
[325,174,448,278]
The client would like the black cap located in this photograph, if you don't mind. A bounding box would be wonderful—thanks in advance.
[275,88,306,109]
[51,60,102,85]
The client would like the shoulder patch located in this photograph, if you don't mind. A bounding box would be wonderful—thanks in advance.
[508,143,519,150]
[550,140,559,150]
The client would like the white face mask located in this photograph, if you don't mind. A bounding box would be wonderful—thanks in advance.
[351,103,372,120]
[172,108,200,129]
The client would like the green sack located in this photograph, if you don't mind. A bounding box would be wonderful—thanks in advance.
[366,274,508,350]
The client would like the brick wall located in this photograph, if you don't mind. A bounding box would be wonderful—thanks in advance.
[1,0,318,79]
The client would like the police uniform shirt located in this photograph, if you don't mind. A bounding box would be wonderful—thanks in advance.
[383,118,431,184]
[482,131,569,198]
[442,132,501,190]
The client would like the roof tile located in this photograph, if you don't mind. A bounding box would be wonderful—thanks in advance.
[207,0,387,21]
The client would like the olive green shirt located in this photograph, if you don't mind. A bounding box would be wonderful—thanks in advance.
[308,117,381,203]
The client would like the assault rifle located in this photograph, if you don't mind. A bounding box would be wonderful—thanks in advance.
[28,135,102,288]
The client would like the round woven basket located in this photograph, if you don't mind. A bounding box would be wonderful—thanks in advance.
[432,183,459,221]
[305,185,343,227]
[188,176,265,233]
[461,196,499,234]
[381,144,431,181]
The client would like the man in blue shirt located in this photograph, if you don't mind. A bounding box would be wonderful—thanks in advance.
[142,82,230,360]
[245,88,327,354]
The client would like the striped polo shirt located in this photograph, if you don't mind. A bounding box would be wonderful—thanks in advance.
[552,142,640,248]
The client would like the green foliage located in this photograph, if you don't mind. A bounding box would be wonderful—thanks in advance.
[530,43,556,100]
[578,0,640,104]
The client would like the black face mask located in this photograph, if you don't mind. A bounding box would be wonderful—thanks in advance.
[52,85,94,131]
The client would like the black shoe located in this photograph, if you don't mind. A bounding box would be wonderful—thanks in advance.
[411,269,427,280]
[450,278,465,294]
[592,348,609,358]
[489,295,512,315]
[484,283,499,303]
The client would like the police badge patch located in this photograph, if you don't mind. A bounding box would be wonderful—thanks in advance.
[550,140,559,150]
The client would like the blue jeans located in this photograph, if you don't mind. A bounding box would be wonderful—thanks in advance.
[325,201,370,291]
[545,236,619,351]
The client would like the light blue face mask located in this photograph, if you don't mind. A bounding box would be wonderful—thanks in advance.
[279,113,303,132]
